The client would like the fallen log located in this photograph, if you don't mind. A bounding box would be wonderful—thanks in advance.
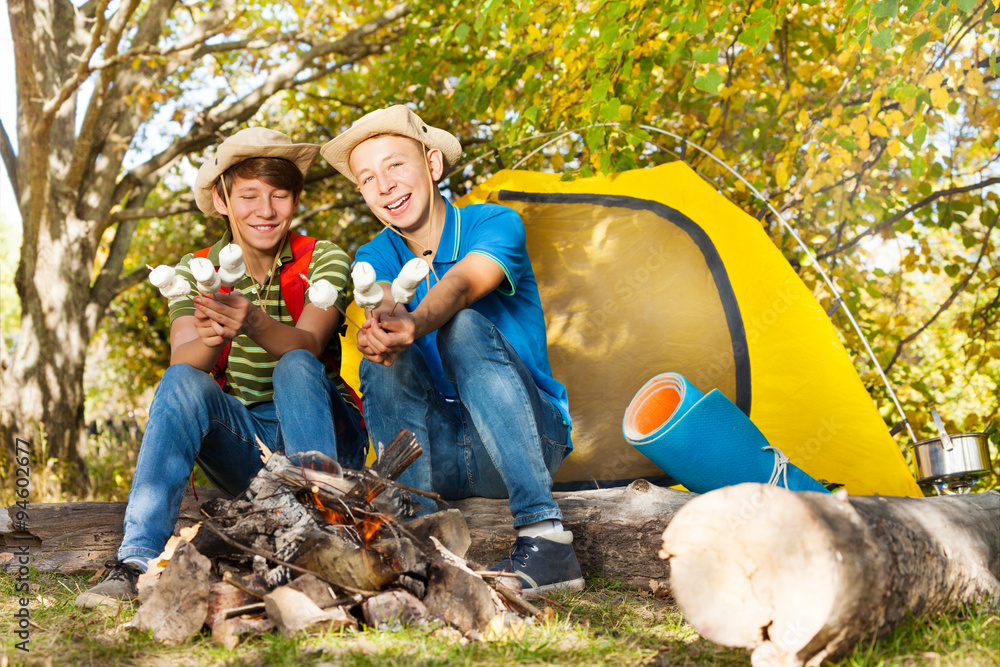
[455,479,695,587]
[1,480,695,586]
[660,484,1000,667]
[0,487,225,574]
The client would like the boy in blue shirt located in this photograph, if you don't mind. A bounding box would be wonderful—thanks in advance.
[321,106,583,593]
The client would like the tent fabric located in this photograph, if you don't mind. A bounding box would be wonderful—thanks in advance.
[450,163,922,497]
[623,372,830,494]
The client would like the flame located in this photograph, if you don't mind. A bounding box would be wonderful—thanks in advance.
[303,489,386,547]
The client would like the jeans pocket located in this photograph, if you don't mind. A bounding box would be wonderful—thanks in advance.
[541,433,570,475]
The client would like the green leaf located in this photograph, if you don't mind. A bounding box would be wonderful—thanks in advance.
[944,264,961,278]
[911,31,931,50]
[872,0,898,18]
[912,124,927,146]
[694,47,717,64]
[956,0,975,13]
[910,155,927,178]
[871,27,894,50]
[455,22,470,42]
[694,69,724,94]
[845,0,865,15]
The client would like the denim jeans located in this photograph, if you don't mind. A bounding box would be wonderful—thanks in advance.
[118,349,366,564]
[360,310,569,528]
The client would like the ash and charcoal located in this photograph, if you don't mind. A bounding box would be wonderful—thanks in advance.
[131,429,533,646]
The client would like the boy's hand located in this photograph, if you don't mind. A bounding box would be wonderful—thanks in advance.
[193,292,261,342]
[357,308,416,366]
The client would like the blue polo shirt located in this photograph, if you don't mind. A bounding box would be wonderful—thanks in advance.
[354,201,572,437]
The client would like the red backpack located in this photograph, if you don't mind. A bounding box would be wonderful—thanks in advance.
[194,233,363,422]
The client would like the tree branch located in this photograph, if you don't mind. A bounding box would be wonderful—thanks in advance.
[0,119,19,201]
[816,176,1000,261]
[110,202,198,222]
[121,2,411,188]
[882,208,999,374]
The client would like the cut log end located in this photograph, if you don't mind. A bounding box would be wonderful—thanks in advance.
[662,484,844,657]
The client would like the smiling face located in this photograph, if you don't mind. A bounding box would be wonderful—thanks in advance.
[348,134,444,236]
[212,176,298,263]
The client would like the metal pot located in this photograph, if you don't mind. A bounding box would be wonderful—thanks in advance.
[912,431,992,483]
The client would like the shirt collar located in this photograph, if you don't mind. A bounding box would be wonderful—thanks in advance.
[434,202,460,264]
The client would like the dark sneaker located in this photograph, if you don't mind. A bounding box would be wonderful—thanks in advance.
[491,531,585,594]
[74,560,142,609]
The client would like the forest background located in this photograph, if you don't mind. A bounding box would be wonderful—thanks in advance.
[0,0,997,501]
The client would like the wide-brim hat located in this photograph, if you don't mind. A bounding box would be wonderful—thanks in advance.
[320,105,463,185]
[194,128,320,216]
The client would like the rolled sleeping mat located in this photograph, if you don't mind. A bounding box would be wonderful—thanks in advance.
[623,373,829,494]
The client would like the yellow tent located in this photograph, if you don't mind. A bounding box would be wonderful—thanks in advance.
[344,162,921,497]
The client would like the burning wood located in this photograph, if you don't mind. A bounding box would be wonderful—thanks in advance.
[133,430,531,646]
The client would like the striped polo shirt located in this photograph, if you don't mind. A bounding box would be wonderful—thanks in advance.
[169,233,355,409]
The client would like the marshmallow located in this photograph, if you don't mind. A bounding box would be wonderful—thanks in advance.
[308,279,340,311]
[219,263,246,288]
[219,243,243,271]
[160,276,191,303]
[196,272,222,294]
[354,283,384,310]
[189,257,216,283]
[397,258,430,290]
[352,262,377,293]
[390,278,416,306]
[148,265,175,289]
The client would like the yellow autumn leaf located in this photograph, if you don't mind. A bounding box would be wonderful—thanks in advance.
[775,161,790,188]
[796,110,810,129]
[856,132,871,151]
[902,98,916,115]
[707,105,722,126]
[924,71,943,88]
[868,120,888,137]
[887,138,901,156]
[551,151,564,169]
[850,115,868,134]
[965,69,985,95]
[619,104,633,121]
[790,81,805,97]
[883,109,904,127]
[930,87,949,108]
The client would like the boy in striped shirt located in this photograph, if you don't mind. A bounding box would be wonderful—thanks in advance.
[75,128,366,608]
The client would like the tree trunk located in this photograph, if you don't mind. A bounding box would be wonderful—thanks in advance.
[2,0,94,492]
[660,483,1000,667]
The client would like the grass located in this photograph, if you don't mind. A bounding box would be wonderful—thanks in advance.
[1,571,996,667]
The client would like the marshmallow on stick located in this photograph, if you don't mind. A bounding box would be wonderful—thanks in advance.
[218,243,246,288]
[299,273,362,331]
[390,257,430,313]
[148,264,175,290]
[148,264,191,303]
[307,279,340,311]
[189,257,222,294]
[160,276,192,304]
[351,261,384,311]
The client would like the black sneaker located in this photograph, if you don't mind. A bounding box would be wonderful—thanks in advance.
[74,560,143,609]
[491,531,585,594]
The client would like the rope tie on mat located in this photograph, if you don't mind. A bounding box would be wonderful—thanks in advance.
[762,445,791,489]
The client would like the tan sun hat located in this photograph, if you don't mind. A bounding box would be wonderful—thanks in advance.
[194,128,320,216]
[320,105,463,185]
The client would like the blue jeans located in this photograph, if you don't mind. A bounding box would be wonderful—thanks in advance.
[119,349,366,563]
[360,310,569,528]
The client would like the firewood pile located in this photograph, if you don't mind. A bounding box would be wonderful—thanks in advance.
[128,430,537,647]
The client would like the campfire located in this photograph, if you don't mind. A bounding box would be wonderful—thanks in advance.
[129,430,539,647]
